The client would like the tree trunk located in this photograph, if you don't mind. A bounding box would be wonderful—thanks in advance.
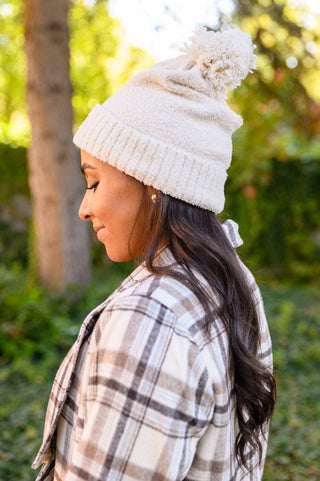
[24,0,91,291]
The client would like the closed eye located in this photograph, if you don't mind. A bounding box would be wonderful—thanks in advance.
[86,181,99,191]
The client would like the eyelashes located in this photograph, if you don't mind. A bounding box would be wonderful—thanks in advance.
[86,181,99,191]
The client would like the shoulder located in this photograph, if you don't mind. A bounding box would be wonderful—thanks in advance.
[88,268,215,386]
[92,267,233,395]
[101,267,211,343]
[89,271,214,419]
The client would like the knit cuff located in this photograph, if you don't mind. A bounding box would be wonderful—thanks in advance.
[73,104,227,213]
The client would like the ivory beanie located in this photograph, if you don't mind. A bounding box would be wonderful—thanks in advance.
[73,25,257,214]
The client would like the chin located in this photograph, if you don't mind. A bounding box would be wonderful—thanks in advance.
[104,245,134,263]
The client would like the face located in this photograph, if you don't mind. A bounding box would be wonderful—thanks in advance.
[79,150,146,262]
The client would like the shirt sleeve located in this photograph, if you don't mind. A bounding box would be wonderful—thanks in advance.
[66,295,214,481]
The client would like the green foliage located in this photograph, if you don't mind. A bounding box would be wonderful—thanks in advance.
[69,0,121,124]
[262,282,320,480]
[0,263,75,374]
[224,156,320,281]
[233,0,320,142]
[0,0,28,146]
[0,143,29,265]
[0,143,28,203]
[0,370,54,481]
[0,0,156,144]
[0,261,134,371]
[69,0,156,126]
[227,0,320,201]
[220,0,320,282]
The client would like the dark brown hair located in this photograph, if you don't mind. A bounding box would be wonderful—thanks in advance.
[129,185,276,470]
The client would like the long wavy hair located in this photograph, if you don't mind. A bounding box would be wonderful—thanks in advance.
[129,184,276,470]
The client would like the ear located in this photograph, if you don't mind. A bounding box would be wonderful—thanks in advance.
[146,185,156,200]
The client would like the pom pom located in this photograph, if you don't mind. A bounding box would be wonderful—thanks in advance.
[179,25,257,91]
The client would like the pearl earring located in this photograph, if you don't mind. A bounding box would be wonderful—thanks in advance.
[151,193,157,203]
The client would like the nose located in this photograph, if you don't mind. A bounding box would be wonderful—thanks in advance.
[78,192,92,221]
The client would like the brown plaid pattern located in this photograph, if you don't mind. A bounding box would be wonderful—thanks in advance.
[32,221,273,481]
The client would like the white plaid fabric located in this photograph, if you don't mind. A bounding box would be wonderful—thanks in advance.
[32,220,273,481]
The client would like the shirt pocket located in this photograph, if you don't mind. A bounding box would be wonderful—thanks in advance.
[74,398,87,445]
[73,349,91,446]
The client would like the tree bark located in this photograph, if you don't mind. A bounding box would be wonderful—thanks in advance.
[24,0,91,291]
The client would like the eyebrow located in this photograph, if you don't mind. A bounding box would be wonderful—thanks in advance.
[80,163,97,175]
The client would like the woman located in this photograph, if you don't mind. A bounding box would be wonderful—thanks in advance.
[32,26,276,481]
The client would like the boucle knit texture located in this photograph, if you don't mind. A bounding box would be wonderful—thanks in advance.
[73,25,257,213]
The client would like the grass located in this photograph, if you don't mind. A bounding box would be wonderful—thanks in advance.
[0,269,319,481]
[261,282,320,481]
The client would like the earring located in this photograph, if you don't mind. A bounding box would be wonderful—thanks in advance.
[151,193,157,204]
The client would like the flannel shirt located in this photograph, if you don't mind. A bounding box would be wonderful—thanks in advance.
[32,220,273,481]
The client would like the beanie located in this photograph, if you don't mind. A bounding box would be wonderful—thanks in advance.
[73,25,257,214]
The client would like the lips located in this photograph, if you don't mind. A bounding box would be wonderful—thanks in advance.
[93,225,104,233]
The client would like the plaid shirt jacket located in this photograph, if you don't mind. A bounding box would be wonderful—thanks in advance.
[32,220,273,481]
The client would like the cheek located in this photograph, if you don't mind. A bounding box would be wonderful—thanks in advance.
[95,191,140,236]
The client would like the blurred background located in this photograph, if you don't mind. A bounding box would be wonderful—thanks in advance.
[0,0,319,479]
